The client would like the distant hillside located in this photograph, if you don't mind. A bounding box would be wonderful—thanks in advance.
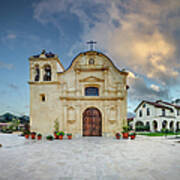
[0,113,29,124]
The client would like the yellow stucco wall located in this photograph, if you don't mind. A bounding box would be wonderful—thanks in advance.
[29,51,128,136]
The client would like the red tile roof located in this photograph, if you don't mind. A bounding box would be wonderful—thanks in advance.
[156,100,180,109]
[127,118,134,122]
[134,100,173,112]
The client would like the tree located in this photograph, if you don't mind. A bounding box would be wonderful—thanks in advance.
[54,119,59,132]
[23,122,30,134]
[10,118,20,131]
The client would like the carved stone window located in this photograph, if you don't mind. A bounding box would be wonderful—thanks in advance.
[43,65,51,81]
[89,58,94,64]
[85,87,99,96]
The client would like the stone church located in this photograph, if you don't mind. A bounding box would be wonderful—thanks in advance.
[29,49,128,136]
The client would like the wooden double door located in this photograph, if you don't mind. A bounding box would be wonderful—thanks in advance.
[83,108,102,136]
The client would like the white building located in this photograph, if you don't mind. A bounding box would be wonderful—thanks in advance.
[133,100,180,132]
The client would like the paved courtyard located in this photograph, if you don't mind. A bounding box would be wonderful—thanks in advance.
[0,134,180,180]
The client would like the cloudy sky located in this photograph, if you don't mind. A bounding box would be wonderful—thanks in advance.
[0,0,180,116]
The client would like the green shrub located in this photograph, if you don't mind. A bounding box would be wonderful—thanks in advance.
[161,128,169,133]
[67,133,72,136]
[122,126,129,133]
[135,125,150,131]
[57,131,65,136]
[46,135,53,140]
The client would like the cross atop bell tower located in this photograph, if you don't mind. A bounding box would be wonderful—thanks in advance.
[87,40,97,51]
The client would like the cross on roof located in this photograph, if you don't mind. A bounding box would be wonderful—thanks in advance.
[87,40,97,51]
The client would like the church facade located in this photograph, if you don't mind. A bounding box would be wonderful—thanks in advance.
[29,50,128,136]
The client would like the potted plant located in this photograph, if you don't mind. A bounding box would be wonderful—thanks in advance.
[129,131,136,140]
[122,126,129,139]
[46,135,53,141]
[115,132,121,139]
[67,133,72,140]
[24,132,30,139]
[53,131,58,139]
[58,131,65,140]
[37,133,42,140]
[54,119,59,139]
[31,132,36,139]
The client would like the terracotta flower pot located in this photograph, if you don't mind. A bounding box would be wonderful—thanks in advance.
[59,135,63,140]
[25,134,29,139]
[54,134,59,139]
[67,135,72,140]
[37,136,42,140]
[123,132,129,139]
[31,134,36,139]
[130,135,136,140]
[116,135,120,139]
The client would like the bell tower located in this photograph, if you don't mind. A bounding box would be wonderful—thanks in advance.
[28,50,64,134]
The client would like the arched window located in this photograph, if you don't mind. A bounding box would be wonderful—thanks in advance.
[177,110,180,116]
[85,87,99,96]
[139,110,142,117]
[147,108,150,116]
[34,65,40,81]
[89,58,95,64]
[162,109,166,116]
[43,65,51,81]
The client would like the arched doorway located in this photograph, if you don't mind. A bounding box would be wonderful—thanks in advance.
[169,121,174,131]
[176,122,180,131]
[145,122,150,131]
[83,107,102,136]
[162,120,167,129]
[135,121,144,126]
[153,120,158,131]
[135,121,144,131]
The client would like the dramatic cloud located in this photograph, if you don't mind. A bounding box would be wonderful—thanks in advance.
[33,0,180,103]
[150,84,160,92]
[0,61,13,70]
[128,74,169,102]
[33,0,108,35]
[81,0,180,86]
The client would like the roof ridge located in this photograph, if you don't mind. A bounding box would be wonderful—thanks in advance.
[158,100,180,109]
